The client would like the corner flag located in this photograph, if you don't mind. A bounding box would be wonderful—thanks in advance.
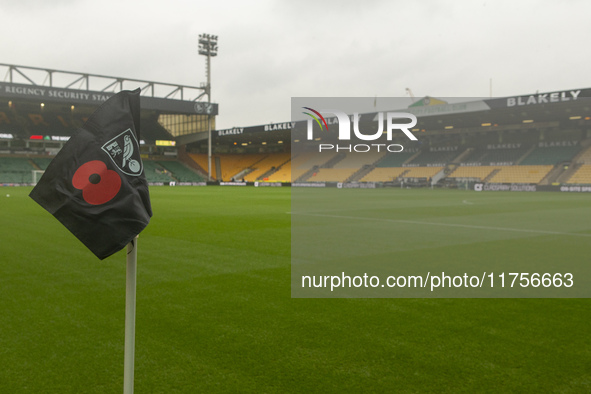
[30,89,152,259]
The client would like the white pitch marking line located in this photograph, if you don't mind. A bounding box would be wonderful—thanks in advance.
[291,212,591,238]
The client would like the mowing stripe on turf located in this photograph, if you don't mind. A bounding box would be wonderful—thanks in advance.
[291,212,591,238]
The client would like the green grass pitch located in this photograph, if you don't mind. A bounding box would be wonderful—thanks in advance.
[0,186,589,392]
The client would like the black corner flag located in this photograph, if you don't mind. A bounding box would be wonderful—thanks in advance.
[30,89,152,260]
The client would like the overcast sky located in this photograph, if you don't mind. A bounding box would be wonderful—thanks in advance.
[0,0,589,129]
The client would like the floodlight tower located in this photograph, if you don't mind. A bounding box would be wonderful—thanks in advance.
[198,33,218,181]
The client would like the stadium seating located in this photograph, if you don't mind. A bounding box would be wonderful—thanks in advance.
[566,164,591,184]
[307,168,357,182]
[188,153,292,183]
[22,112,72,136]
[189,153,215,179]
[244,153,290,181]
[0,154,269,185]
[292,151,339,171]
[0,156,204,184]
[406,150,459,166]
[333,151,386,169]
[520,146,581,165]
[461,146,531,165]
[268,161,292,182]
[0,104,176,143]
[218,154,267,181]
[0,157,34,183]
[375,151,417,167]
[31,157,54,170]
[487,165,553,184]
[575,146,591,164]
[360,167,408,182]
[0,110,24,135]
[0,123,587,187]
[288,151,342,182]
[143,160,175,183]
[157,161,205,182]
[189,153,295,182]
[447,166,499,181]
[291,151,387,182]
[402,166,444,179]
[188,153,266,181]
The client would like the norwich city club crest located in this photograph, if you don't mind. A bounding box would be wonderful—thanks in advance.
[101,128,143,176]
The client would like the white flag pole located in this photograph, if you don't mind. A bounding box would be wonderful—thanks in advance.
[124,236,138,394]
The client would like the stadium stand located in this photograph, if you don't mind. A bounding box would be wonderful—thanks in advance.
[406,149,459,166]
[308,151,388,182]
[307,168,357,182]
[487,165,553,184]
[189,153,267,181]
[566,164,591,184]
[1,106,173,143]
[142,160,175,183]
[1,138,584,185]
[218,154,266,181]
[460,145,531,165]
[30,157,53,170]
[0,110,24,135]
[447,166,499,181]
[187,152,339,183]
[575,145,591,164]
[292,151,339,170]
[189,153,216,179]
[244,153,290,181]
[268,161,292,182]
[360,167,408,182]
[0,155,234,185]
[291,151,341,181]
[333,151,386,169]
[31,113,72,136]
[157,161,204,182]
[0,157,34,183]
[520,145,581,165]
[291,169,310,182]
[0,70,589,188]
[402,166,444,179]
[375,151,418,167]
